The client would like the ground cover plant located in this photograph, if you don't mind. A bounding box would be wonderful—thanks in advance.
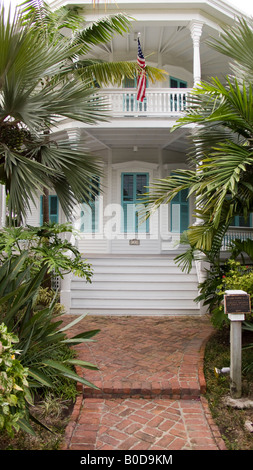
[204,327,253,450]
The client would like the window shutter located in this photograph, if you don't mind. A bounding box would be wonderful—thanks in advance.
[40,195,58,225]
[80,177,100,233]
[170,174,189,233]
[49,196,58,223]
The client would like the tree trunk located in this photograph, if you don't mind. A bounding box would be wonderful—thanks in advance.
[42,130,50,225]
[42,186,51,289]
[42,187,50,224]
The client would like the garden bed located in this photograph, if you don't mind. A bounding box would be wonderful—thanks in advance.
[0,393,75,450]
[204,327,253,450]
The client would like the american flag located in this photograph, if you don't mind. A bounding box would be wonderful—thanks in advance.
[137,38,146,102]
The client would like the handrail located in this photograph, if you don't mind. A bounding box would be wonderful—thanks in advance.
[99,87,192,116]
[222,228,253,251]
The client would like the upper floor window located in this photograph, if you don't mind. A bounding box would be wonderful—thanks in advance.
[230,215,252,228]
[170,77,187,88]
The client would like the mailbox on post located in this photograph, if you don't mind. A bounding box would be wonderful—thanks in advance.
[224,290,251,398]
[224,290,251,318]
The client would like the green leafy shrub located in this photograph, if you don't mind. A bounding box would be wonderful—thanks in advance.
[195,262,227,313]
[0,323,31,437]
[212,259,253,328]
[0,223,93,284]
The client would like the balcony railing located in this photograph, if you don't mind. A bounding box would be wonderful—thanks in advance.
[222,228,253,251]
[101,88,192,117]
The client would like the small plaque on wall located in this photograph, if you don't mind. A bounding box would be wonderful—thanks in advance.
[129,239,140,246]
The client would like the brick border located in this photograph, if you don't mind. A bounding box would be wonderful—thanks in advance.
[198,330,214,394]
[61,393,84,450]
[200,397,227,450]
[198,331,227,451]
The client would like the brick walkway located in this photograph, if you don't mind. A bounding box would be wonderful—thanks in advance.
[62,315,226,451]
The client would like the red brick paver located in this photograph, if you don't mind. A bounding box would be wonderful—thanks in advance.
[62,315,226,451]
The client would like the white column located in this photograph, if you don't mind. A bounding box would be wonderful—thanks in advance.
[1,185,6,227]
[107,148,113,253]
[67,128,81,149]
[189,21,203,87]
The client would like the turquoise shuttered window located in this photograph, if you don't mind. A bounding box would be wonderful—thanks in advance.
[170,77,187,112]
[171,187,189,233]
[80,177,100,233]
[121,173,149,233]
[230,215,252,227]
[170,77,187,88]
[40,195,59,225]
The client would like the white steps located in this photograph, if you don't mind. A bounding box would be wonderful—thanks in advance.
[69,256,201,316]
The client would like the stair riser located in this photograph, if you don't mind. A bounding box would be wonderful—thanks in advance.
[71,281,198,291]
[69,308,201,316]
[71,290,197,300]
[76,273,197,282]
[71,298,198,308]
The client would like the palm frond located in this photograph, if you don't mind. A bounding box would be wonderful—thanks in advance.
[76,60,166,87]
[143,169,196,215]
[230,238,253,261]
[73,13,133,55]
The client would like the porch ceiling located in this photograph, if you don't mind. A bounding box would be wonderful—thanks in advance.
[82,125,190,153]
[85,20,231,81]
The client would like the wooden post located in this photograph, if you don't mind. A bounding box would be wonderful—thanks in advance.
[229,318,243,398]
[224,290,251,399]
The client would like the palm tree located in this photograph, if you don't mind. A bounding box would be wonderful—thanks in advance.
[0,4,103,224]
[0,1,166,224]
[145,17,253,270]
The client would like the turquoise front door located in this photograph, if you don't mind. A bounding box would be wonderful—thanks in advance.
[121,173,149,233]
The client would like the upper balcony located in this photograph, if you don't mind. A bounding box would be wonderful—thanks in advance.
[102,87,192,118]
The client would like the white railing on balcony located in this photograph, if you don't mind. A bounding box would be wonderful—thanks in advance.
[222,228,253,251]
[101,88,192,117]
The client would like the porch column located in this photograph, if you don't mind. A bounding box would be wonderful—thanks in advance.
[67,127,81,149]
[107,148,113,252]
[189,20,203,87]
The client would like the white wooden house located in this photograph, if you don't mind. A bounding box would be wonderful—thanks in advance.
[13,0,253,316]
